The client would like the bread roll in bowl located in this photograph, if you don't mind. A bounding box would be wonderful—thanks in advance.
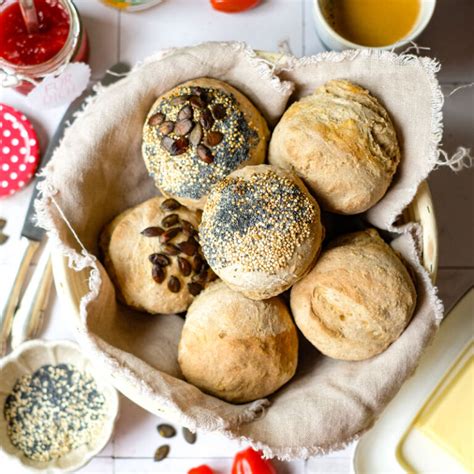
[291,229,417,361]
[178,281,298,403]
[100,196,215,314]
[142,78,269,210]
[199,165,324,300]
[268,80,400,214]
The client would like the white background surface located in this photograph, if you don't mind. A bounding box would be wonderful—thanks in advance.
[0,0,473,473]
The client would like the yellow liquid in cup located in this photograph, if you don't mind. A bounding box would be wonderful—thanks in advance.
[323,0,421,47]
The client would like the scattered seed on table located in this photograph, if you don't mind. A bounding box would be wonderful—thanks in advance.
[3,363,107,462]
[154,444,170,461]
[157,423,176,438]
[182,427,197,444]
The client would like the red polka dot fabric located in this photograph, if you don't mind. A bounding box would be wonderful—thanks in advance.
[0,104,40,198]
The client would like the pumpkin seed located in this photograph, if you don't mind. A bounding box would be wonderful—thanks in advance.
[157,424,176,438]
[177,238,198,256]
[189,123,203,146]
[159,121,175,135]
[182,427,197,444]
[168,276,181,293]
[189,95,205,108]
[171,95,189,106]
[160,227,181,243]
[197,144,214,164]
[152,265,165,284]
[190,87,208,102]
[193,255,204,273]
[212,104,226,120]
[141,226,164,237]
[177,257,192,276]
[205,131,223,147]
[174,119,193,136]
[199,109,214,129]
[170,137,189,156]
[187,282,203,296]
[161,213,180,228]
[148,112,164,126]
[178,105,193,120]
[162,243,180,256]
[154,444,170,462]
[149,253,170,266]
[161,198,181,211]
[181,220,197,236]
[192,255,205,273]
[161,136,175,152]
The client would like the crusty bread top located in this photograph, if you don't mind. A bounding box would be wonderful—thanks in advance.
[269,79,400,214]
[178,280,299,402]
[182,280,294,339]
[290,229,417,360]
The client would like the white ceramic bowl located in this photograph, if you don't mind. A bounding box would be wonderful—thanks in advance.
[0,339,119,473]
[313,0,436,51]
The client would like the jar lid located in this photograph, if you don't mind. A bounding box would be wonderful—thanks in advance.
[0,104,40,198]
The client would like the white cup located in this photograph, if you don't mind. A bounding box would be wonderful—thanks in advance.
[313,0,436,51]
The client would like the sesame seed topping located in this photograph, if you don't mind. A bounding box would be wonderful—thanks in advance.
[199,169,317,273]
[4,364,107,462]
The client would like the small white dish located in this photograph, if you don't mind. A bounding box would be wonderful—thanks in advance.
[313,0,436,51]
[0,339,119,473]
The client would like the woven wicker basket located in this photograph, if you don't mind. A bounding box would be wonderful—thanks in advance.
[50,50,439,425]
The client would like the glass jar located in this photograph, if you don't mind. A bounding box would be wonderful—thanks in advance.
[0,0,89,94]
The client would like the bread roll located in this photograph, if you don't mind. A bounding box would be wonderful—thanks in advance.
[199,165,324,300]
[268,80,400,214]
[100,196,215,314]
[291,229,417,361]
[178,281,298,403]
[142,78,269,210]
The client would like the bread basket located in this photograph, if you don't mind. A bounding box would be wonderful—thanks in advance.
[40,44,443,459]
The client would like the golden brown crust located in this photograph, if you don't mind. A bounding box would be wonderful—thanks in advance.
[268,80,400,215]
[142,78,270,210]
[100,196,215,314]
[290,229,417,361]
[199,165,324,300]
[178,281,298,403]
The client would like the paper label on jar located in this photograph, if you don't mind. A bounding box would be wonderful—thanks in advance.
[27,63,91,109]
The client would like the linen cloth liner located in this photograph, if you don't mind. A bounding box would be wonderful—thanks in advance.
[36,42,444,460]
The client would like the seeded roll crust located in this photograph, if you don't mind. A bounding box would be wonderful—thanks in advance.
[142,78,270,210]
[291,229,417,361]
[100,196,215,315]
[268,80,401,214]
[199,165,324,300]
[178,281,298,403]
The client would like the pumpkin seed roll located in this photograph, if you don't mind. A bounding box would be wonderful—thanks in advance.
[142,78,269,210]
[100,196,216,314]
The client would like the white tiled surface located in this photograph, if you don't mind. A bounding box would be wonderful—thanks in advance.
[0,0,473,473]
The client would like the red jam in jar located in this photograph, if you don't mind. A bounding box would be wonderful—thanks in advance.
[0,0,70,66]
[0,0,88,94]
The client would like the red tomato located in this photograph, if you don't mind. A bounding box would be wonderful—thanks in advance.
[188,465,215,474]
[231,447,277,474]
[210,0,261,13]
